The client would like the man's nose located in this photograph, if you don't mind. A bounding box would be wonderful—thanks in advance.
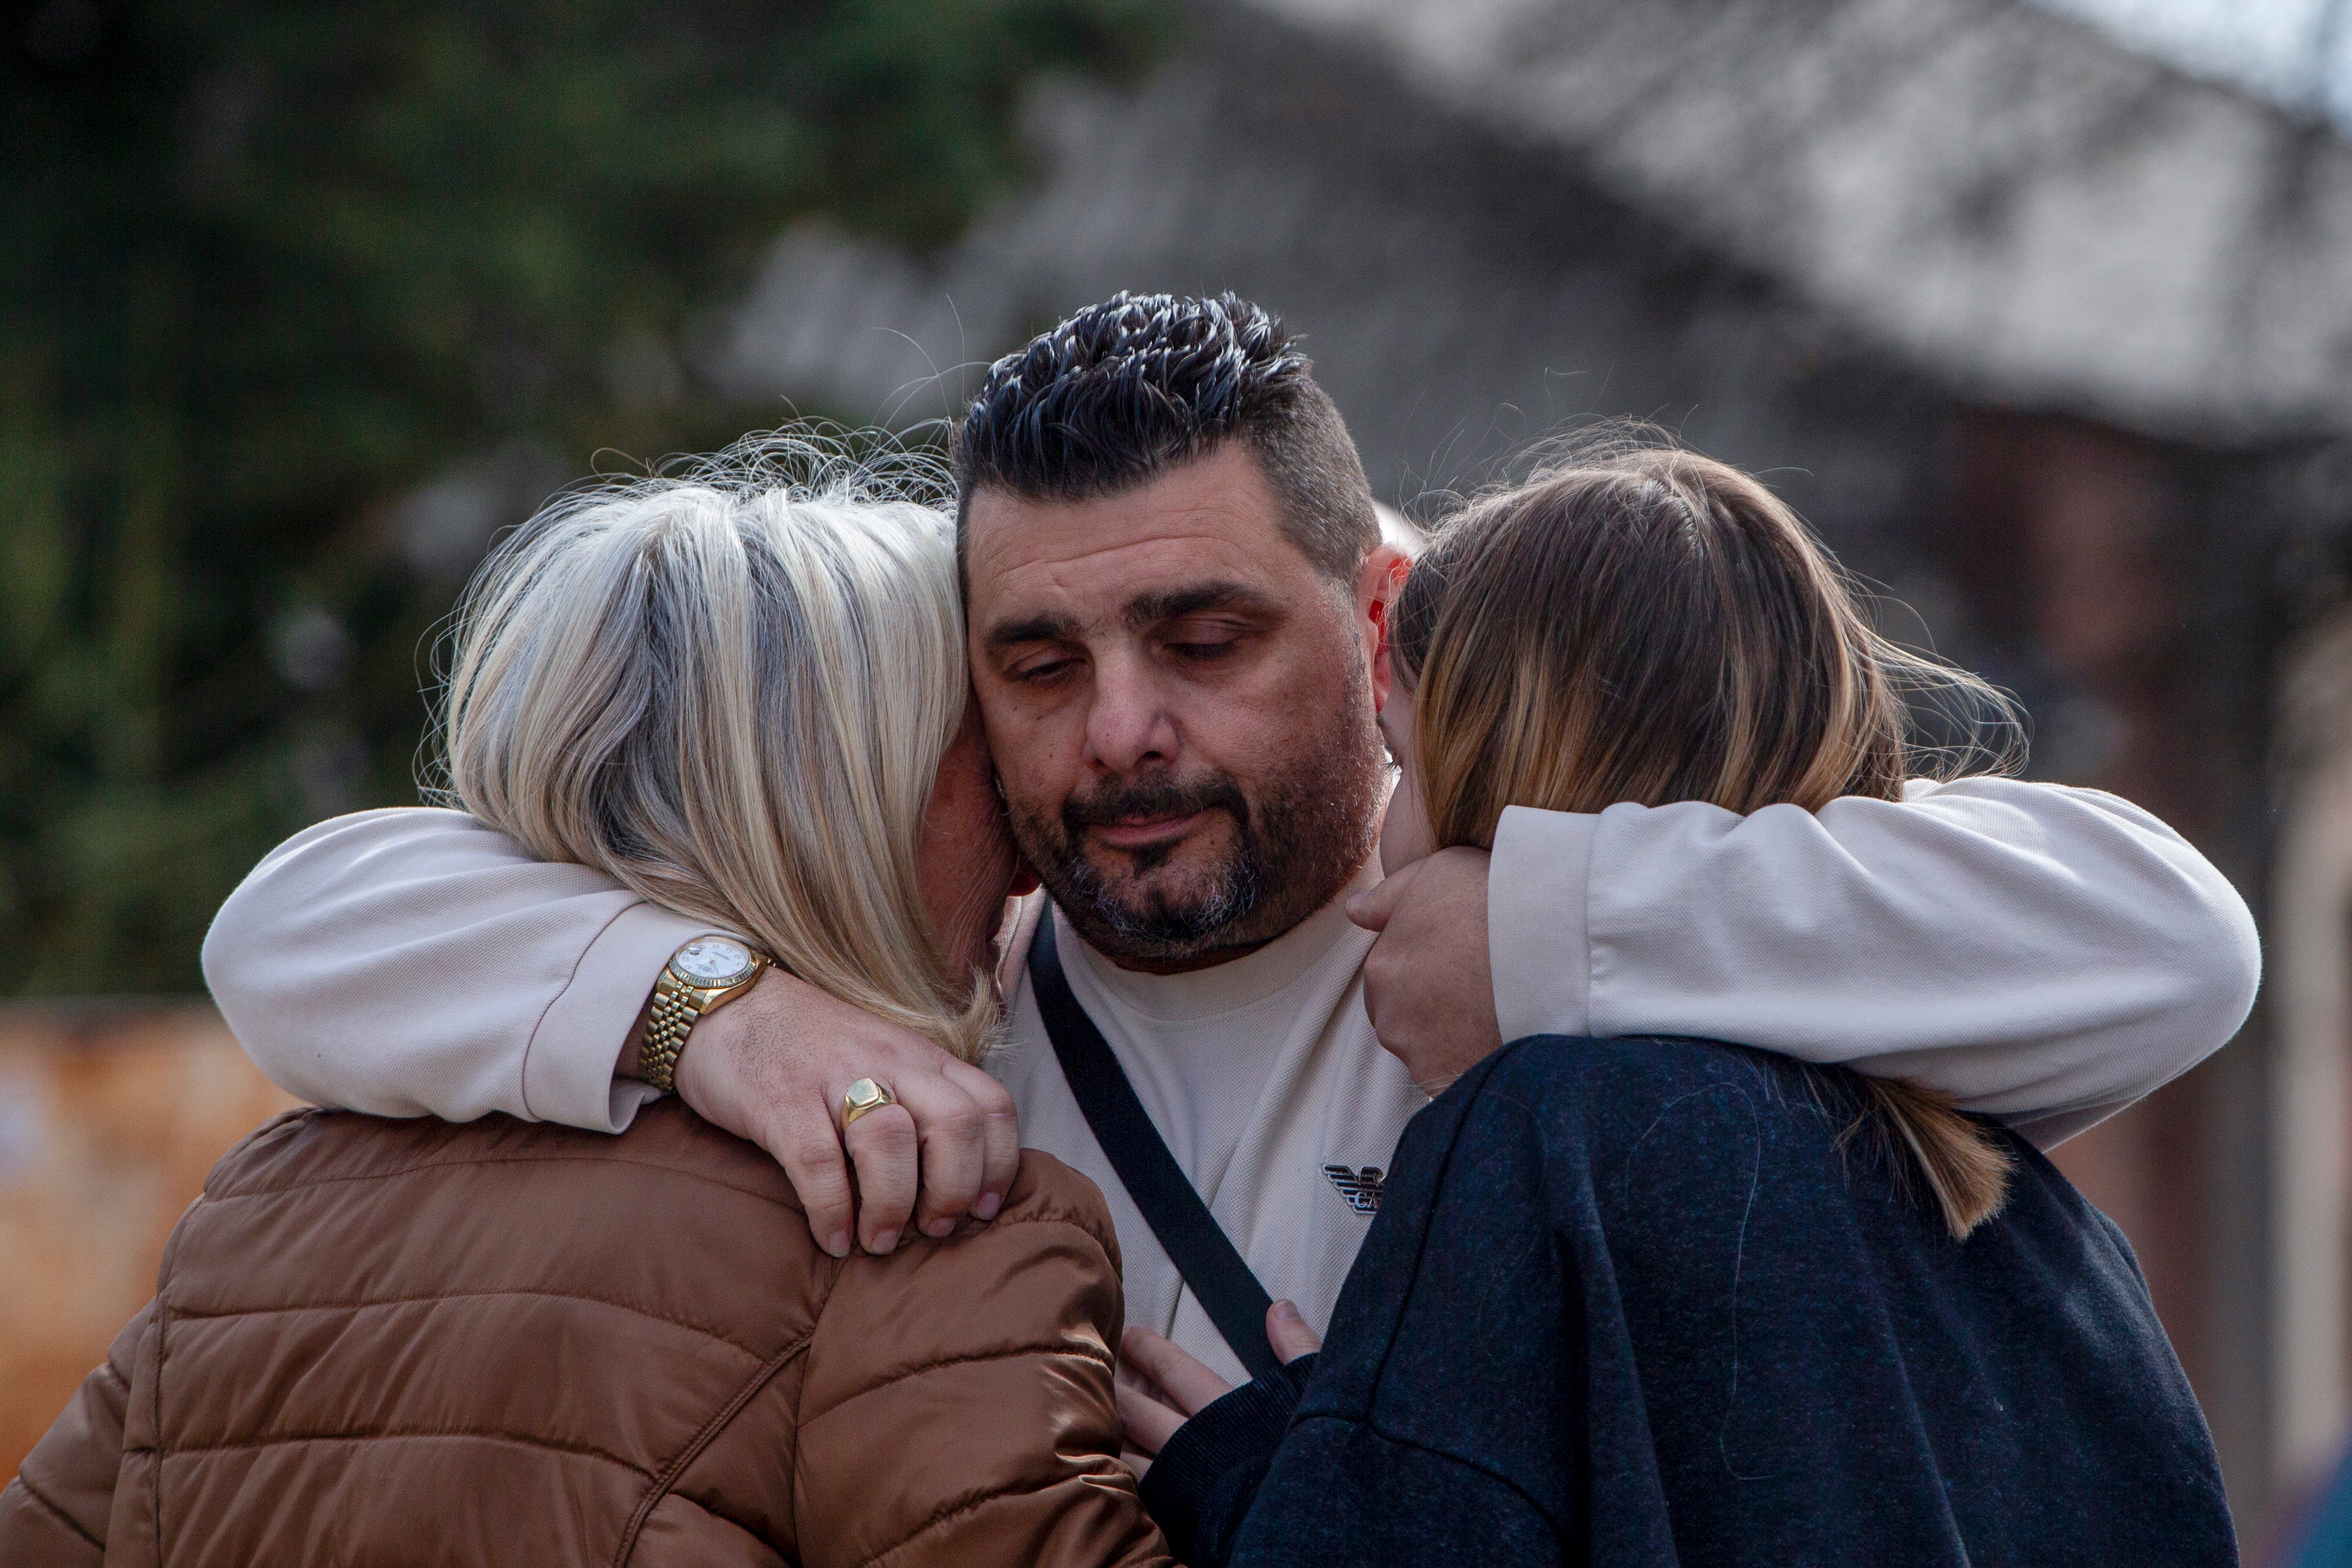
[1084,653,1179,776]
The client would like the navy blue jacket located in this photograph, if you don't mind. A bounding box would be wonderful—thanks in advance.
[1143,1035,2235,1566]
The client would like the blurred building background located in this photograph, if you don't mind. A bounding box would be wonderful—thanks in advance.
[8,0,2352,1550]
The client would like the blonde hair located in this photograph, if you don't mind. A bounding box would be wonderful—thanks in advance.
[1395,436,2022,1238]
[431,433,996,1061]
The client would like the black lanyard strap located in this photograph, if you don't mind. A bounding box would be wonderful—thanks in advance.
[1027,914,1280,1377]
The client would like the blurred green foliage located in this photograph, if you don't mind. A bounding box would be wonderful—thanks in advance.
[0,0,1161,993]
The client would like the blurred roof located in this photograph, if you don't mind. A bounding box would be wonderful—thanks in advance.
[2033,0,2352,129]
[1247,0,2352,444]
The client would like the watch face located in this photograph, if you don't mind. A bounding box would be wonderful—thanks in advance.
[675,935,757,987]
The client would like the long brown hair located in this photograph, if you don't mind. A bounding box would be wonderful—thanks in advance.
[1393,435,2022,1239]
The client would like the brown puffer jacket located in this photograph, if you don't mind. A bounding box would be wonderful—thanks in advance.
[0,1100,1172,1568]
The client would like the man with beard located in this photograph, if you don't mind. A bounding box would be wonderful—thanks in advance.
[201,293,2258,1383]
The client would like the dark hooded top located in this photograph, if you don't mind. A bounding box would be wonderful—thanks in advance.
[1141,1034,2236,1567]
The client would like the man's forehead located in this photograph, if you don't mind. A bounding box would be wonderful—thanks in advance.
[964,447,1309,618]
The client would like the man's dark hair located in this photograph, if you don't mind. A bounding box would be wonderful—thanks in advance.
[952,292,1379,582]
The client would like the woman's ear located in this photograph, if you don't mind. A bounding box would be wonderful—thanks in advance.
[1359,545,1411,713]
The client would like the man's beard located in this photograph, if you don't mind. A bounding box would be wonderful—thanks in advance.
[1009,685,1386,966]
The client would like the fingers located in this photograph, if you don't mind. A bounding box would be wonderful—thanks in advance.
[843,1102,919,1255]
[1117,1380,1184,1459]
[1268,1299,1323,1362]
[763,1102,858,1259]
[671,967,1028,1256]
[1345,859,1414,933]
[1121,1327,1236,1417]
[894,1072,985,1240]
[899,1057,1022,1237]
[945,1058,1022,1221]
[1114,1315,1319,1473]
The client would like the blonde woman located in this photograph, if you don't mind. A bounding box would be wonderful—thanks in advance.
[0,443,1170,1568]
[1123,441,2236,1567]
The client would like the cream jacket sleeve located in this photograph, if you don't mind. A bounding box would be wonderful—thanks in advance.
[200,808,710,1131]
[1487,777,2261,1148]
[206,779,2260,1147]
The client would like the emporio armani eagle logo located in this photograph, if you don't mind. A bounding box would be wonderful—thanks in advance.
[1323,1164,1385,1215]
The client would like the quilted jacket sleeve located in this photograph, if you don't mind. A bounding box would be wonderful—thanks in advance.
[788,1153,1173,1568]
[0,1300,151,1565]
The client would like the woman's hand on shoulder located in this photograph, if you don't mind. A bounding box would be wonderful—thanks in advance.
[1349,848,1504,1095]
[672,969,1020,1260]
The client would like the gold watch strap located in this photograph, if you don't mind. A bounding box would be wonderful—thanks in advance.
[639,947,769,1094]
[639,978,704,1094]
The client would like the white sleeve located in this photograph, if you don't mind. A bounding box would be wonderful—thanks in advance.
[1485,777,2261,1148]
[200,808,710,1131]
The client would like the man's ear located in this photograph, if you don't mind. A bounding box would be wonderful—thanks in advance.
[1357,544,1411,713]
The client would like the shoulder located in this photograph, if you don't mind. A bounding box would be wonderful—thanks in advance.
[200,1097,808,1213]
[175,1102,827,1336]
[1437,1034,1834,1195]
[149,1101,833,1486]
[795,1148,1126,1415]
[972,1148,1122,1271]
[1468,1033,1804,1130]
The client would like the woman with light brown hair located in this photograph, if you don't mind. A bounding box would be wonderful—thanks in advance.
[1122,438,2238,1567]
[1385,437,2017,1238]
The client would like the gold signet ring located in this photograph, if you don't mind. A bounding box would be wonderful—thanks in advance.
[840,1077,898,1130]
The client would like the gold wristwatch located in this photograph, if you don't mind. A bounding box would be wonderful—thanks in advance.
[639,935,771,1094]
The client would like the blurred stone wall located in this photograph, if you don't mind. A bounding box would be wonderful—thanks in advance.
[0,1004,296,1476]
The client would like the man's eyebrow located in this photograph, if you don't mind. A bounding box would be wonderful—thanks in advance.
[1124,582,1281,630]
[983,611,1082,651]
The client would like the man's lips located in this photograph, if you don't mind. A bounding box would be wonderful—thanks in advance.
[1085,810,1207,850]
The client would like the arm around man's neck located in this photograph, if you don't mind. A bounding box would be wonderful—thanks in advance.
[1482,775,2260,1148]
[201,803,1023,1254]
[202,806,701,1130]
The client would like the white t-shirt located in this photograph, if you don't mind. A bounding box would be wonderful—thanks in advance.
[997,863,1425,1381]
